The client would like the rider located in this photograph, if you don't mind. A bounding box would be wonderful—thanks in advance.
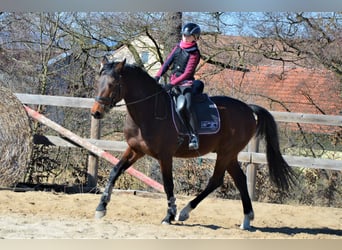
[154,22,202,150]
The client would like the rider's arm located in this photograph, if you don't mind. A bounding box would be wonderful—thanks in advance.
[155,45,178,79]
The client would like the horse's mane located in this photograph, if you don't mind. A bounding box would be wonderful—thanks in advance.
[123,63,163,89]
[105,61,150,79]
[125,63,151,78]
[103,60,162,91]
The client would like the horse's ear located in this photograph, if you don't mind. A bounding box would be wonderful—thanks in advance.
[100,56,109,72]
[115,58,126,73]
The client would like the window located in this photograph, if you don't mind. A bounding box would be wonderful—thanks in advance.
[141,51,149,64]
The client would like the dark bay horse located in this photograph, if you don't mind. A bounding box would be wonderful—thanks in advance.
[90,57,296,229]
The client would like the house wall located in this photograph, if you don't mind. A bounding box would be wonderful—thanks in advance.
[110,36,161,76]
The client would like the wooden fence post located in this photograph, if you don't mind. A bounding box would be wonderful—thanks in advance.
[246,136,260,201]
[87,117,101,188]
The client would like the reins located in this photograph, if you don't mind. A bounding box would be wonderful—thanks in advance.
[95,88,165,108]
[115,89,165,107]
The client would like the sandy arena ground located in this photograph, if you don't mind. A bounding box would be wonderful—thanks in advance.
[0,189,341,239]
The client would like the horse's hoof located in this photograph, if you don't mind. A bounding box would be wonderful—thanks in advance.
[161,215,173,225]
[95,210,106,219]
[161,220,171,225]
[240,223,251,230]
[240,211,254,230]
[175,203,192,221]
[175,211,189,221]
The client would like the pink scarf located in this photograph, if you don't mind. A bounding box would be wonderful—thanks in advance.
[180,40,196,49]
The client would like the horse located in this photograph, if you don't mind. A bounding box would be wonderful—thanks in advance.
[90,57,296,229]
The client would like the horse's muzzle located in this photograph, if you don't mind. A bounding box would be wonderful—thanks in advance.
[91,102,104,119]
[91,110,103,119]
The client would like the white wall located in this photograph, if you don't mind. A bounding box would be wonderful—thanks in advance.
[110,35,162,76]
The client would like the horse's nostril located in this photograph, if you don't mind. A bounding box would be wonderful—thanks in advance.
[92,111,103,119]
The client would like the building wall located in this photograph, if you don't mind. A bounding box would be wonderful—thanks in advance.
[110,36,161,76]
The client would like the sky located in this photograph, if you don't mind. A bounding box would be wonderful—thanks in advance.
[1,0,341,12]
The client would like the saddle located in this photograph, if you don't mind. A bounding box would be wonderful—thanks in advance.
[170,92,220,136]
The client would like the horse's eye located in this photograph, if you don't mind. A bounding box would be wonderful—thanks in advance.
[108,82,115,88]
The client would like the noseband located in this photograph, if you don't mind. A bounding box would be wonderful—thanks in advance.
[95,86,164,108]
[95,79,122,109]
[95,67,164,108]
[95,95,116,108]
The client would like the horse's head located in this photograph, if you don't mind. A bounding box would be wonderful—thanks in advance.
[91,57,126,119]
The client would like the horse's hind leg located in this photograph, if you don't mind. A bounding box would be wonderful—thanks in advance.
[95,147,143,219]
[176,157,254,229]
[175,157,226,222]
[226,159,254,229]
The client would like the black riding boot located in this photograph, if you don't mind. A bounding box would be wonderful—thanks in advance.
[180,86,199,150]
[188,110,199,150]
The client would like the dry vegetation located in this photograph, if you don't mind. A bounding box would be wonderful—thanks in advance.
[0,12,341,208]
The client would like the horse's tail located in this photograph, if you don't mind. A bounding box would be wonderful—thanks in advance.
[249,104,297,191]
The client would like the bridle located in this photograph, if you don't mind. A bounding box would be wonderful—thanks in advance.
[95,76,165,108]
[115,89,164,107]
[95,83,121,109]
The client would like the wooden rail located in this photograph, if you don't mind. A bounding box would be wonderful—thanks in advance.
[35,134,342,171]
[16,94,342,198]
[15,93,342,125]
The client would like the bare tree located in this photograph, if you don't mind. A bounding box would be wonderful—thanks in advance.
[251,12,342,81]
[162,12,182,57]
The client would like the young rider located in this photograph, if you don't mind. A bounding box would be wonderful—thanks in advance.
[154,22,201,150]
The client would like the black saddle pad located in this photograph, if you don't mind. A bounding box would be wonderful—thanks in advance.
[171,93,220,135]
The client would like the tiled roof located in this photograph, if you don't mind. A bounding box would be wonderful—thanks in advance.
[196,63,341,133]
[197,64,341,116]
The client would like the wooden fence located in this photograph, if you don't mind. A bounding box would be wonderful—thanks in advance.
[16,93,342,199]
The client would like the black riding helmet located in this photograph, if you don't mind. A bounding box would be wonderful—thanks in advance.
[181,23,201,39]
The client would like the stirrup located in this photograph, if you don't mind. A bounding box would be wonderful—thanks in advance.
[189,135,199,150]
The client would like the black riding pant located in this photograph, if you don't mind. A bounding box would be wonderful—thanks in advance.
[177,85,198,134]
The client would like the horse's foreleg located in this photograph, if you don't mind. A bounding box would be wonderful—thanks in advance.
[227,160,254,230]
[95,147,142,219]
[159,157,177,225]
[95,159,127,219]
[161,196,177,225]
